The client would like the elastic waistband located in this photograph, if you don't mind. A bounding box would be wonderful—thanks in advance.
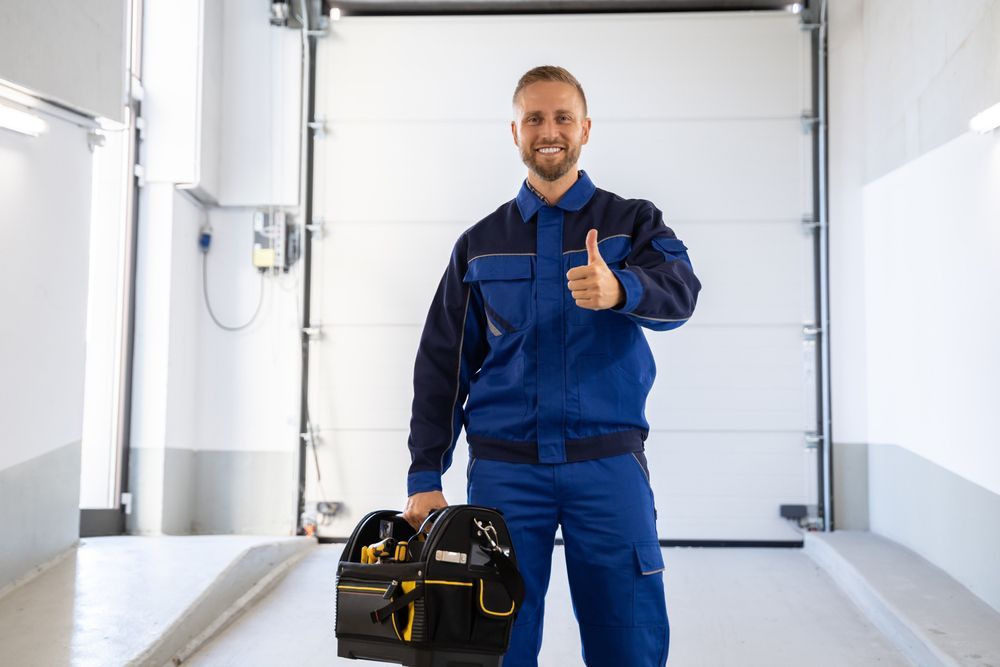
[466,428,647,464]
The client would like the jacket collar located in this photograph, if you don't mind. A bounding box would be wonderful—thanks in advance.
[515,169,596,223]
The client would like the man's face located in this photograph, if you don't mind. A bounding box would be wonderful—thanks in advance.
[511,81,591,182]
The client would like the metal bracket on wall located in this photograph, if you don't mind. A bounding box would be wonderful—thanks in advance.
[305,217,326,239]
[804,432,822,450]
[308,114,327,140]
[800,110,819,134]
[303,325,323,340]
[802,323,821,341]
[801,213,825,233]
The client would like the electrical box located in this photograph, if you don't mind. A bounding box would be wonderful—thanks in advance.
[252,210,300,271]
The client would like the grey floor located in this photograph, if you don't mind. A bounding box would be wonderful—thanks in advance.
[188,544,909,667]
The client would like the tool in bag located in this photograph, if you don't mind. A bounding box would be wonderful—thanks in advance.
[335,505,525,667]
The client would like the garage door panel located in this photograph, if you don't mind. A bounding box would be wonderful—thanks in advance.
[647,431,810,541]
[309,221,467,326]
[645,325,811,431]
[319,14,804,121]
[315,120,809,223]
[589,120,811,221]
[677,221,814,325]
[309,12,817,541]
[305,429,473,535]
[310,326,420,431]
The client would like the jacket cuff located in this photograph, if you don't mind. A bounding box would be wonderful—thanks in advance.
[610,267,643,314]
[407,470,443,496]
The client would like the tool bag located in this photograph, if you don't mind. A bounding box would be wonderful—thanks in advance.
[335,505,525,667]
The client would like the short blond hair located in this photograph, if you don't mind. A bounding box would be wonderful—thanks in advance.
[512,65,588,116]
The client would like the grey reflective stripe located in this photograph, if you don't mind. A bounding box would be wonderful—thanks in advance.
[631,452,650,483]
[439,287,471,472]
[626,312,689,323]
[641,567,666,575]
[562,233,632,255]
[467,252,536,263]
[485,315,502,337]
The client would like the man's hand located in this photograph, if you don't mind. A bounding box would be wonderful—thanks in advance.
[403,490,448,531]
[567,229,625,310]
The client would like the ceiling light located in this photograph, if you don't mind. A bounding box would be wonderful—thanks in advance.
[330,6,341,20]
[786,3,804,13]
[969,102,1000,134]
[0,104,48,137]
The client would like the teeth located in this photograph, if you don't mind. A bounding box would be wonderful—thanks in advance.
[538,147,562,154]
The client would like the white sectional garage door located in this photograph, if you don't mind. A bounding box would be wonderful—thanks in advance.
[308,11,816,542]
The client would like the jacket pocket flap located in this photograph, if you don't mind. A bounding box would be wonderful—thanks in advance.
[634,541,665,575]
[651,237,688,254]
[463,255,534,283]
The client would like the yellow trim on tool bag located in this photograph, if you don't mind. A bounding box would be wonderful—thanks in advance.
[389,580,419,642]
[478,580,515,617]
[401,581,417,641]
[424,580,474,587]
[337,584,385,593]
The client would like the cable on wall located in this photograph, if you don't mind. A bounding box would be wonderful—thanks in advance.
[199,222,266,332]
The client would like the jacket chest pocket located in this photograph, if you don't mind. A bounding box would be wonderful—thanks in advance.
[464,255,535,334]
[568,236,631,325]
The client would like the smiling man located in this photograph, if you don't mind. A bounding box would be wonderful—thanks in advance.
[403,65,701,666]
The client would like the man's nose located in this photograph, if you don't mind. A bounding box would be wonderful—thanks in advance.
[539,118,561,139]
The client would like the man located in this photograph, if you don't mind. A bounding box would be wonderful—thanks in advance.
[402,65,701,666]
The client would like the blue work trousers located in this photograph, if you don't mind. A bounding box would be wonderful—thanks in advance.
[467,452,670,666]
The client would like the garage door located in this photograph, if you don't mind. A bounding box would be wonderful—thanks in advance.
[307,10,817,542]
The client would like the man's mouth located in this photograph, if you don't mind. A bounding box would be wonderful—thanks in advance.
[536,146,564,155]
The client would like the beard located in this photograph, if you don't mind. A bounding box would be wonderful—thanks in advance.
[519,141,581,182]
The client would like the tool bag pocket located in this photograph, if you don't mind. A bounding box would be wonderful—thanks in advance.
[469,578,516,651]
[336,562,423,642]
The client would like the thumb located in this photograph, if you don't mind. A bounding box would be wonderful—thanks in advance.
[586,229,604,265]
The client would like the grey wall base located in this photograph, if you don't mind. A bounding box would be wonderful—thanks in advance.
[832,442,869,530]
[129,447,296,536]
[0,441,81,591]
[869,443,1000,615]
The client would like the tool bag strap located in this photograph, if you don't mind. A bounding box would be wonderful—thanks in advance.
[479,532,525,609]
[370,584,423,624]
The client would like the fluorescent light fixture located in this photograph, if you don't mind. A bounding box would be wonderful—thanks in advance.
[969,102,1000,133]
[330,6,341,20]
[0,103,48,136]
[786,2,804,12]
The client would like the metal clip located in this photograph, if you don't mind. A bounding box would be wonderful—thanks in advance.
[474,518,500,551]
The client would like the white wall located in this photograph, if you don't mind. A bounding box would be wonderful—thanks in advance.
[0,111,93,587]
[129,0,301,535]
[829,0,1000,612]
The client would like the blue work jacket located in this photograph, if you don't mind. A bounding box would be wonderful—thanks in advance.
[407,170,701,495]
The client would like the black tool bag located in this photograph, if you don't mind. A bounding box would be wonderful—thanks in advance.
[335,505,525,667]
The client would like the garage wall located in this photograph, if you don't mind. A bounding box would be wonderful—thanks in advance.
[0,116,93,590]
[829,0,1000,613]
[129,0,301,535]
[308,11,817,541]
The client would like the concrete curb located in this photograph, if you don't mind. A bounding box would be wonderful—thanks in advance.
[126,537,316,667]
[803,533,957,667]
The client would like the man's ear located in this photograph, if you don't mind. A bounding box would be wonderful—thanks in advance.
[581,117,592,145]
[511,120,519,146]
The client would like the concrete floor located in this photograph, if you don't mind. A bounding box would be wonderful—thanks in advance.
[188,544,909,666]
[0,535,311,667]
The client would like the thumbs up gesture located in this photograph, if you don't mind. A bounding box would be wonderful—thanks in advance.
[566,229,625,311]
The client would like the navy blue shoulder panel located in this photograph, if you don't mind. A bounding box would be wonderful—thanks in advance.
[464,200,535,261]
[462,189,653,262]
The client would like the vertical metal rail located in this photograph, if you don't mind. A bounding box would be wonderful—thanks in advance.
[296,3,319,535]
[817,0,833,531]
[808,0,833,531]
